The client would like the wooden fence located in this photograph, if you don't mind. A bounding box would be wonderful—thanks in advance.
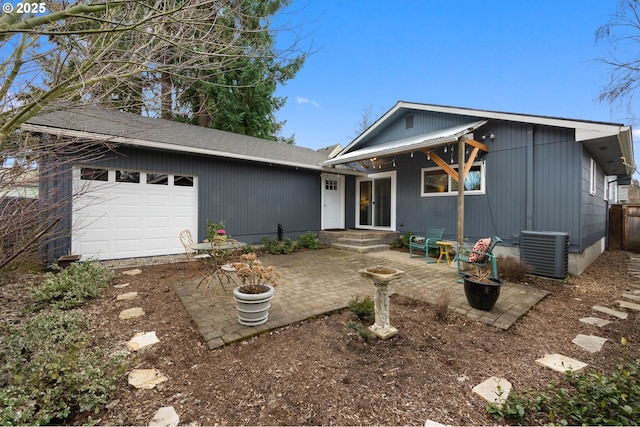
[609,204,640,252]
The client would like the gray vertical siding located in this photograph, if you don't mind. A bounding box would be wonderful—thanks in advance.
[532,126,581,246]
[357,111,590,252]
[48,145,322,261]
[580,149,607,250]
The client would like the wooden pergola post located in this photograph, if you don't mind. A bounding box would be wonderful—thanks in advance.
[457,137,465,250]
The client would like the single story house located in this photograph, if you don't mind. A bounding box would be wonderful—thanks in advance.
[24,101,634,275]
[322,101,634,275]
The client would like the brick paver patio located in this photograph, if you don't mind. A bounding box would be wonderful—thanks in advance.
[172,248,549,349]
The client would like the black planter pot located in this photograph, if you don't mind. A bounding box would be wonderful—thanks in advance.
[463,274,503,310]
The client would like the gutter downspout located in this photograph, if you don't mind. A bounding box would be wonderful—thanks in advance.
[526,126,534,230]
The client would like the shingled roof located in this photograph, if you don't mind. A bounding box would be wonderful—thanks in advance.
[22,103,332,171]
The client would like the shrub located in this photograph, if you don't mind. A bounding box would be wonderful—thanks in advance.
[296,231,320,250]
[389,232,412,249]
[346,321,372,342]
[261,237,296,255]
[31,260,115,309]
[433,290,450,321]
[487,358,640,425]
[347,295,374,323]
[0,309,125,425]
[498,256,533,282]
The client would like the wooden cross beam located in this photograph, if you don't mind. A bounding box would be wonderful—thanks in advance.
[422,139,489,182]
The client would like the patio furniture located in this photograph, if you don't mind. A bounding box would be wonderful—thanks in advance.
[191,239,245,304]
[179,229,211,281]
[455,236,503,283]
[436,241,453,266]
[409,228,445,263]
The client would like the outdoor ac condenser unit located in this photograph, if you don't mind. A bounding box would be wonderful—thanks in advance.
[520,231,569,279]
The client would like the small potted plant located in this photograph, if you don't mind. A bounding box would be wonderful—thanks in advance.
[463,266,503,311]
[231,253,281,326]
[206,219,227,243]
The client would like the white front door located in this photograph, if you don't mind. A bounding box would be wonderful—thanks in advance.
[71,166,198,260]
[321,173,344,229]
[356,171,396,230]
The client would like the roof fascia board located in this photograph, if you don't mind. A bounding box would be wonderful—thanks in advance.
[399,101,626,140]
[617,126,636,175]
[322,120,487,166]
[22,123,356,174]
[337,102,404,155]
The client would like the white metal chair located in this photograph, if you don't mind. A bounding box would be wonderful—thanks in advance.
[179,229,211,282]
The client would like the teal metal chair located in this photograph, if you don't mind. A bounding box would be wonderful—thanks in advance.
[455,236,503,283]
[409,228,445,264]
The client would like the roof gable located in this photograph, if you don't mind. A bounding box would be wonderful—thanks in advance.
[335,101,635,176]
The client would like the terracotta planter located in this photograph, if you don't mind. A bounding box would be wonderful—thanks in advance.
[233,284,275,326]
[463,274,503,310]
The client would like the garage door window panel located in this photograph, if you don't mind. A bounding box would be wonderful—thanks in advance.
[174,175,194,187]
[147,173,168,185]
[80,168,108,181]
[116,170,140,183]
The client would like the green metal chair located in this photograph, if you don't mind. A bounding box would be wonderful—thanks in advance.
[409,228,445,264]
[455,236,503,283]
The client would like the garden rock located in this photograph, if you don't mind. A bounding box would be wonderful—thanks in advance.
[119,307,145,320]
[572,334,608,353]
[128,369,168,389]
[592,305,628,319]
[149,406,180,427]
[617,300,640,311]
[472,376,512,404]
[535,353,588,373]
[117,291,138,301]
[123,268,143,276]
[579,317,611,327]
[127,331,160,351]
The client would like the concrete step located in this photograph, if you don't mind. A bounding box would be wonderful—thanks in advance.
[332,243,389,253]
[336,237,388,246]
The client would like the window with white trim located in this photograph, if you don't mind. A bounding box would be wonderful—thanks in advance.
[589,158,596,195]
[421,161,485,196]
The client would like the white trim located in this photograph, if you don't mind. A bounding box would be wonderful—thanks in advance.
[589,158,597,196]
[21,123,354,174]
[355,171,396,230]
[320,173,345,230]
[323,120,486,166]
[421,161,486,197]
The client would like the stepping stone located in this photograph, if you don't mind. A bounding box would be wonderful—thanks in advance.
[128,369,168,389]
[425,420,447,426]
[127,331,160,351]
[535,354,588,373]
[579,317,611,327]
[472,376,512,404]
[123,268,143,276]
[117,291,138,301]
[622,293,640,302]
[119,307,145,320]
[572,334,608,353]
[114,283,130,289]
[592,305,628,319]
[617,300,640,311]
[149,406,180,427]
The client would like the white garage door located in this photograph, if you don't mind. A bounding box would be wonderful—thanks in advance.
[72,166,198,260]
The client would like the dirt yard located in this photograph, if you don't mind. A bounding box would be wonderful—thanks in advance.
[3,249,639,425]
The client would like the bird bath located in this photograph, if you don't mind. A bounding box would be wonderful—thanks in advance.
[358,266,405,339]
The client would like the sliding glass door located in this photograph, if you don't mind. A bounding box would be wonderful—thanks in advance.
[356,171,395,229]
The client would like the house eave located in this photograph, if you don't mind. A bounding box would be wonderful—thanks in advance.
[22,123,351,173]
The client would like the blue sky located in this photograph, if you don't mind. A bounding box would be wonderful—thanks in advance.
[274,0,639,173]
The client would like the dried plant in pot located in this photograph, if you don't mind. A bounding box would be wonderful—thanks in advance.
[463,266,503,311]
[231,253,281,326]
